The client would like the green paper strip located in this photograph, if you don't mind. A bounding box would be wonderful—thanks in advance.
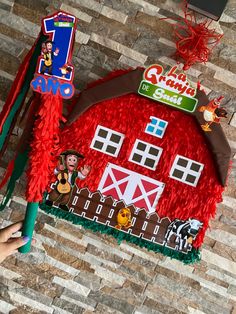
[40,202,201,264]
[0,34,47,151]
[0,150,28,211]
[18,202,38,253]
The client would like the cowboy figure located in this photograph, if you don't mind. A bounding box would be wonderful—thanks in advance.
[41,40,59,75]
[46,149,91,211]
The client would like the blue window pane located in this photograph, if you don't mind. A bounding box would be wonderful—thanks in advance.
[158,121,166,128]
[156,129,163,136]
[151,118,157,125]
[147,125,155,133]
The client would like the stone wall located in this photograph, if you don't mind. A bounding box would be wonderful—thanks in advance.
[0,0,236,313]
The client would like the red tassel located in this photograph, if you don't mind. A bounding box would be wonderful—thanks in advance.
[0,158,15,190]
[173,4,222,70]
[26,93,63,202]
[0,35,41,133]
[160,2,222,70]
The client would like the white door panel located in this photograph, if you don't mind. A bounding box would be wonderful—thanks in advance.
[98,163,165,213]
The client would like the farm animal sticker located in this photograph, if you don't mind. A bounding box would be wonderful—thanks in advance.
[116,208,132,229]
[46,150,91,211]
[164,218,203,251]
[199,96,228,132]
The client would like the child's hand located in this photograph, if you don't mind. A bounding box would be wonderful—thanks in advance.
[0,222,32,263]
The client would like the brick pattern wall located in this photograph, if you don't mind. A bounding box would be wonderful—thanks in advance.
[0,0,236,313]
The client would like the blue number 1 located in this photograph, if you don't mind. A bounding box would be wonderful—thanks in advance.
[37,11,76,82]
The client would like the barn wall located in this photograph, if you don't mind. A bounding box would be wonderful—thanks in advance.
[59,92,224,246]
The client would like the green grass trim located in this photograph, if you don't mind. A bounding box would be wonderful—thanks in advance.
[40,202,201,264]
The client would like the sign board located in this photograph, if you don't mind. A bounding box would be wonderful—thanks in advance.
[138,64,198,113]
[31,11,76,99]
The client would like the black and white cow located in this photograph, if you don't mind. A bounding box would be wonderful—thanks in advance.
[164,219,203,251]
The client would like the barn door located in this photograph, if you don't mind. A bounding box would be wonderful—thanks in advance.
[98,163,165,213]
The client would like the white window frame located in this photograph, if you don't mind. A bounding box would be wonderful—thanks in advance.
[169,155,204,187]
[128,139,163,170]
[90,125,125,157]
[145,116,168,139]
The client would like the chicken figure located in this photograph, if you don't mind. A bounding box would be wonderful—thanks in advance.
[115,208,132,230]
[199,96,227,132]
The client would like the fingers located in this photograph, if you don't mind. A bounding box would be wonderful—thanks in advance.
[0,236,31,262]
[0,233,36,263]
[6,236,30,251]
[6,238,17,243]
[6,237,36,244]
[0,221,23,242]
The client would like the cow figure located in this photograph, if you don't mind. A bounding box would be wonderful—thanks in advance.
[164,219,203,251]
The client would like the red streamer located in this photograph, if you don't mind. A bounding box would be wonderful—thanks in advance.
[26,94,63,202]
[172,4,222,70]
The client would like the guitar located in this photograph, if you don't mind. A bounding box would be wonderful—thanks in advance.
[56,156,71,194]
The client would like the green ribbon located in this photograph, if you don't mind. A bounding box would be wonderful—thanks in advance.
[0,33,48,211]
[0,150,28,211]
[0,33,47,151]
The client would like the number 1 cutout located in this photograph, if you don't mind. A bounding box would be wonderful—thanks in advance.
[37,11,77,82]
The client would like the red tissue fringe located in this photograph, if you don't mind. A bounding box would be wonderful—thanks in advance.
[0,42,35,133]
[26,94,63,203]
[58,86,224,249]
[0,94,41,191]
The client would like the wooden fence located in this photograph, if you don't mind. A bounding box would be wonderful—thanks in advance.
[66,186,192,253]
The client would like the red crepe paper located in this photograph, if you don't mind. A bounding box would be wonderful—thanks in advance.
[59,70,224,249]
[0,43,35,133]
[172,4,223,70]
[0,94,41,199]
[26,94,63,202]
[0,34,46,160]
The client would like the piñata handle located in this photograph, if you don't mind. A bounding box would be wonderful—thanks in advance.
[18,202,38,253]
